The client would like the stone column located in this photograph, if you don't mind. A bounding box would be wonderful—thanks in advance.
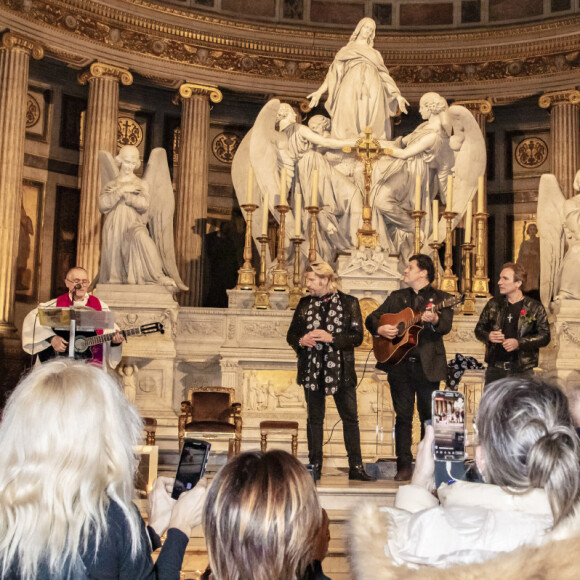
[174,83,222,306]
[453,99,494,292]
[0,31,43,387]
[539,90,580,199]
[77,62,133,280]
[0,32,43,332]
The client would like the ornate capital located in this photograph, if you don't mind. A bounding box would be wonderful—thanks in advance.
[78,62,133,86]
[453,99,495,123]
[271,95,311,114]
[539,89,580,109]
[1,31,43,60]
[174,82,223,105]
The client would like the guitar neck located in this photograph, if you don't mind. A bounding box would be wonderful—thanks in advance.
[408,297,460,327]
[84,327,141,348]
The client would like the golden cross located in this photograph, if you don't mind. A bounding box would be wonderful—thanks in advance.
[341,127,392,248]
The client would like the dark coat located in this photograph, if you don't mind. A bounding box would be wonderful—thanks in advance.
[287,291,363,390]
[474,295,550,371]
[365,285,454,382]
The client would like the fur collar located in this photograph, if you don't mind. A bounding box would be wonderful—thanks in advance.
[346,502,580,580]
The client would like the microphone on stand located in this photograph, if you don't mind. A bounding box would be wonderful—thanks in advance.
[72,283,82,302]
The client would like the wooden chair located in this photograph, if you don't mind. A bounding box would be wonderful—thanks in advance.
[143,417,157,445]
[178,386,242,458]
[260,420,299,457]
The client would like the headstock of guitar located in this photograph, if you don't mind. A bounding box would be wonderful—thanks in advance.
[139,322,165,335]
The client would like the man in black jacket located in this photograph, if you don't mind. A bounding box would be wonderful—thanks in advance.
[287,261,375,482]
[365,254,454,482]
[475,262,550,385]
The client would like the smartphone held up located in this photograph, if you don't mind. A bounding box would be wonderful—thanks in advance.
[432,390,465,462]
[172,438,211,500]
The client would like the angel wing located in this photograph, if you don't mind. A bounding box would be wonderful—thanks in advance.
[435,105,487,242]
[98,151,118,187]
[143,148,188,291]
[538,174,565,309]
[232,99,305,266]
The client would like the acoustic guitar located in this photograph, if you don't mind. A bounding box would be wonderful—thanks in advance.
[45,322,165,362]
[372,295,464,365]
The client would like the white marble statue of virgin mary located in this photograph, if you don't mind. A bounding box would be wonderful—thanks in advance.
[307,17,409,140]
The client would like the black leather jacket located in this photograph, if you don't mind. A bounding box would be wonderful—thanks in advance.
[287,291,363,390]
[474,295,550,371]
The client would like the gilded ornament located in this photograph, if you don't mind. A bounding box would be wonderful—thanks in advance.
[515,138,548,169]
[78,62,133,86]
[539,89,580,108]
[178,82,223,104]
[26,94,40,128]
[1,31,43,59]
[117,117,143,148]
[212,132,241,164]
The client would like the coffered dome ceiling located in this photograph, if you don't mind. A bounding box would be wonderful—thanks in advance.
[1,0,579,101]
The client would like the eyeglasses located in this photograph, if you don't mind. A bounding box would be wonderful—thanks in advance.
[66,278,89,286]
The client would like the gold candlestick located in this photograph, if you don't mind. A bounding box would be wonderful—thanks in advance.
[472,211,491,297]
[253,234,271,310]
[306,205,321,263]
[235,203,258,290]
[288,236,305,310]
[271,204,291,292]
[428,241,443,289]
[410,209,426,255]
[440,211,458,294]
[461,242,476,314]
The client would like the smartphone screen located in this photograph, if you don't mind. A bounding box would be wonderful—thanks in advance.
[432,390,465,461]
[171,438,211,500]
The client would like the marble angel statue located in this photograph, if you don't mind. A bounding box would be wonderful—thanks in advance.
[371,92,486,259]
[307,17,408,140]
[538,169,580,308]
[96,145,187,290]
[231,100,359,266]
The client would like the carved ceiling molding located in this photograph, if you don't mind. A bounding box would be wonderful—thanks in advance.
[1,0,580,95]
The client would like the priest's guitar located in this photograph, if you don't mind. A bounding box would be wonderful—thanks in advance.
[372,295,464,365]
[44,322,165,362]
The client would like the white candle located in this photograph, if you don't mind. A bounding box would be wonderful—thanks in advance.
[261,191,269,236]
[447,174,453,210]
[465,202,472,242]
[280,167,287,206]
[477,175,485,214]
[311,170,319,207]
[295,193,302,237]
[414,174,421,211]
[432,199,439,242]
[246,167,253,205]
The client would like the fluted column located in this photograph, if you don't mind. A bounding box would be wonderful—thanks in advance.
[453,99,494,283]
[0,32,43,332]
[539,90,580,199]
[174,83,222,306]
[77,62,133,280]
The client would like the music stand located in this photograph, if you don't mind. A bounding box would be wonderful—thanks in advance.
[38,307,115,368]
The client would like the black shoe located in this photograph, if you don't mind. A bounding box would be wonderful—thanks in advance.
[394,467,413,482]
[311,462,322,481]
[348,464,376,482]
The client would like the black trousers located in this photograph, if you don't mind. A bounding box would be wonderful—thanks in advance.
[386,359,439,470]
[303,383,363,468]
[484,364,534,386]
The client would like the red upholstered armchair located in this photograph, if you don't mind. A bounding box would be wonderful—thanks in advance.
[178,386,242,457]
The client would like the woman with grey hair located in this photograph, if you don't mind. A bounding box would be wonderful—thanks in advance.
[287,261,374,481]
[0,359,205,579]
[348,377,580,575]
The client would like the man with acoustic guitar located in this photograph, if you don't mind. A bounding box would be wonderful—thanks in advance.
[365,254,454,482]
[22,266,124,367]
